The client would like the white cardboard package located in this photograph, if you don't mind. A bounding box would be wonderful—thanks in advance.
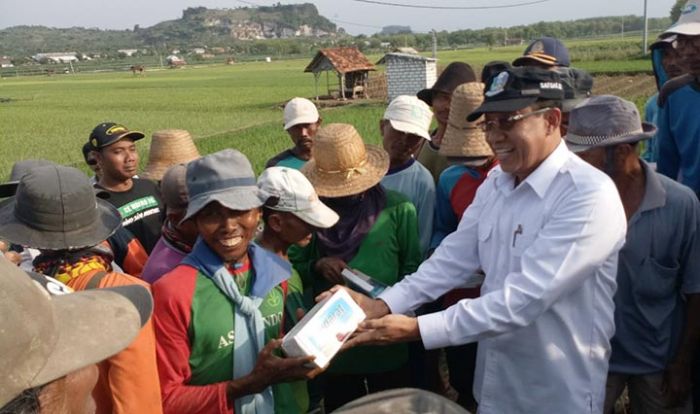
[282,288,366,369]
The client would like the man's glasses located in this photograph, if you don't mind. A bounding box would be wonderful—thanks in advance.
[477,107,552,133]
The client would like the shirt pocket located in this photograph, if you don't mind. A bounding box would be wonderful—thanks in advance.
[634,257,680,300]
[511,230,537,257]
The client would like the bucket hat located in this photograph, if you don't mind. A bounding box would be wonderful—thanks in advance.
[141,129,200,181]
[0,165,121,250]
[467,67,565,122]
[182,149,266,222]
[284,97,320,130]
[513,37,570,67]
[88,122,145,149]
[439,82,493,159]
[0,256,152,407]
[301,123,389,198]
[417,62,477,106]
[662,0,700,36]
[160,163,189,211]
[258,166,339,228]
[0,159,54,198]
[564,95,657,153]
[382,95,433,141]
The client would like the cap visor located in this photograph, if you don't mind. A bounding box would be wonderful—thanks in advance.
[513,55,557,67]
[466,97,537,122]
[32,284,153,387]
[291,201,340,229]
[0,198,122,250]
[100,131,146,148]
[416,89,434,106]
[284,115,319,131]
[183,186,265,223]
[388,119,431,141]
[663,22,700,37]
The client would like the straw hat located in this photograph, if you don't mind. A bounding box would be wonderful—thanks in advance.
[141,129,200,181]
[301,123,389,198]
[439,82,494,159]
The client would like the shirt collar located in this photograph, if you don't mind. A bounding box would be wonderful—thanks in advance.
[637,160,666,213]
[387,158,415,175]
[494,140,570,198]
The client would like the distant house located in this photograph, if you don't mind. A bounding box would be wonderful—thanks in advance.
[0,56,14,68]
[32,52,79,64]
[377,53,437,102]
[305,47,375,100]
[166,55,186,67]
[392,47,419,55]
[117,49,139,57]
[192,48,206,55]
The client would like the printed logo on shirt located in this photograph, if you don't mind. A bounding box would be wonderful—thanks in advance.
[118,196,160,226]
[218,330,235,349]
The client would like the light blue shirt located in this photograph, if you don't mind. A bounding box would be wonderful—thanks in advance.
[381,159,435,256]
[609,161,700,374]
[380,142,627,413]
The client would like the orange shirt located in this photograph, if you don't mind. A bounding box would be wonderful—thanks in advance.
[68,271,163,414]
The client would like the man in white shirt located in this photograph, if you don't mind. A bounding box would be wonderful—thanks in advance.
[328,67,628,413]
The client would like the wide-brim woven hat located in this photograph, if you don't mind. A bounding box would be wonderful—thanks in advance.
[301,123,389,198]
[439,82,494,159]
[0,165,121,250]
[564,95,657,153]
[141,129,201,181]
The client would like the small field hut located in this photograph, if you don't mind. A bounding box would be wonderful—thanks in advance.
[304,47,375,100]
[377,52,437,102]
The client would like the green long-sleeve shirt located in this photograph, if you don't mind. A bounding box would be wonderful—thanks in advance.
[289,190,422,374]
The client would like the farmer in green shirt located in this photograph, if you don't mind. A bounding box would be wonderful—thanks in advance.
[291,123,422,411]
[152,149,321,414]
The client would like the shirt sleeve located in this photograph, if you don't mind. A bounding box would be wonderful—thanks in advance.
[416,179,626,349]
[153,271,233,414]
[656,99,681,180]
[395,200,423,279]
[380,180,488,314]
[680,190,700,294]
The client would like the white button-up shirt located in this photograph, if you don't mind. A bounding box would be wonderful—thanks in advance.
[380,142,627,413]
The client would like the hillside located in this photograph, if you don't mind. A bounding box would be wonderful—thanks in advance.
[0,3,338,56]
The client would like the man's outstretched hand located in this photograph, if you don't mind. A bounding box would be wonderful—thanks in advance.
[342,314,421,349]
[315,285,391,320]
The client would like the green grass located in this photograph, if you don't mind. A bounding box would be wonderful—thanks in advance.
[0,37,656,178]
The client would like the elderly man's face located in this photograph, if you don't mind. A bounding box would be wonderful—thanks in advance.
[675,35,700,75]
[431,91,451,126]
[195,202,260,265]
[380,121,423,167]
[287,121,321,157]
[484,106,561,183]
[269,211,314,248]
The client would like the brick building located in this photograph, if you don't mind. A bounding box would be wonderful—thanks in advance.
[377,53,437,102]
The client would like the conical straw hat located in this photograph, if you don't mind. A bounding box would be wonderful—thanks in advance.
[141,129,201,181]
[301,123,389,198]
[439,82,494,159]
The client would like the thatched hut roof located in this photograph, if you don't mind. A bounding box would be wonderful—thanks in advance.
[304,47,376,74]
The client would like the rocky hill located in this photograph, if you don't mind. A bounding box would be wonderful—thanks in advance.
[0,3,339,56]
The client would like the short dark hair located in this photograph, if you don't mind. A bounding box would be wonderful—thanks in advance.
[0,386,42,414]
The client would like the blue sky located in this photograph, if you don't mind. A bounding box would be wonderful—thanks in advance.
[0,0,676,35]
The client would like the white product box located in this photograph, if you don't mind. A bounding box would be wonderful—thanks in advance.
[282,288,366,369]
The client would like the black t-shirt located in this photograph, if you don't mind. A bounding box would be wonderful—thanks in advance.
[97,178,164,254]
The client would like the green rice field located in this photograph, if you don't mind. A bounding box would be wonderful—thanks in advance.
[0,39,657,179]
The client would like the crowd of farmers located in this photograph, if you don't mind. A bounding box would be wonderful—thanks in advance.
[2,2,700,413]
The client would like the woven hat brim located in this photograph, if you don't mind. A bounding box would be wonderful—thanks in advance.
[439,127,493,158]
[301,145,390,198]
[182,186,266,223]
[0,197,121,250]
[565,122,657,153]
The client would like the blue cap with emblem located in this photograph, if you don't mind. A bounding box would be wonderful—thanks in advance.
[88,122,145,149]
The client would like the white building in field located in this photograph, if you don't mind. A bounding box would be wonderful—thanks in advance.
[377,53,437,102]
[118,49,139,57]
[32,52,79,64]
